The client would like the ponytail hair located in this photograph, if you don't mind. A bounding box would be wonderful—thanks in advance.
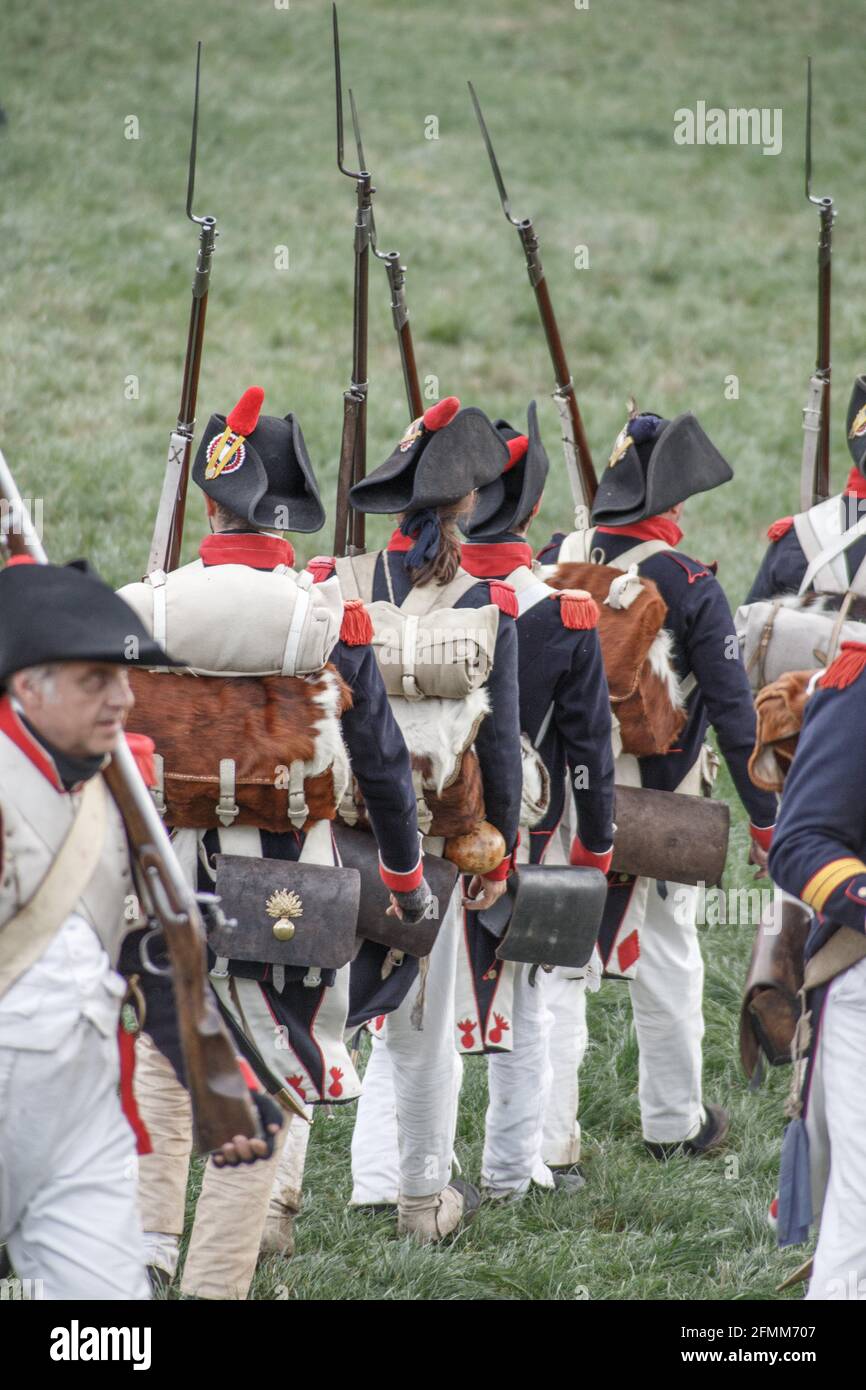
[400,494,475,588]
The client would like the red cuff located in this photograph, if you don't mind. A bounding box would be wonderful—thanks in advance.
[750,823,775,853]
[569,837,613,874]
[379,852,424,893]
[484,838,520,882]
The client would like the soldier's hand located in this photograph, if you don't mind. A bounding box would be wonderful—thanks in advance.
[463,875,508,912]
[387,877,433,925]
[210,1093,283,1168]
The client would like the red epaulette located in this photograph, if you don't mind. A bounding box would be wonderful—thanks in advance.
[488,580,518,618]
[554,589,599,630]
[307,555,336,584]
[767,516,795,543]
[818,642,866,690]
[340,598,373,645]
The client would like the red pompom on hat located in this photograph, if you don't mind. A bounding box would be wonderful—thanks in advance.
[422,396,460,432]
[503,434,529,472]
[226,386,265,437]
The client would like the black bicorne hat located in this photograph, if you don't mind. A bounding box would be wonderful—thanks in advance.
[591,410,733,526]
[846,376,866,474]
[0,559,181,685]
[349,397,510,515]
[461,401,550,539]
[192,386,325,533]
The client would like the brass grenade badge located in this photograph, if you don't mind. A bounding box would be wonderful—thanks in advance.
[266,889,303,941]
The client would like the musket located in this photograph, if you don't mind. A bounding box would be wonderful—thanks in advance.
[147,42,218,575]
[468,81,597,523]
[349,89,424,421]
[332,4,373,557]
[0,450,257,1153]
[800,56,835,510]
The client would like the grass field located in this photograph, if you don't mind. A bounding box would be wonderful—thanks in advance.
[2,0,860,1300]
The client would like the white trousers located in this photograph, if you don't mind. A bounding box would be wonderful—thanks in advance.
[540,970,589,1167]
[350,883,462,1202]
[0,1020,149,1300]
[482,963,555,1193]
[134,1031,303,1300]
[806,955,866,1300]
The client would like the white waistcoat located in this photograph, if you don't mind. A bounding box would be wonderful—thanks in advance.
[0,735,133,966]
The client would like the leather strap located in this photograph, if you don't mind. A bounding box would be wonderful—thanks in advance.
[804,925,866,990]
[0,776,109,1000]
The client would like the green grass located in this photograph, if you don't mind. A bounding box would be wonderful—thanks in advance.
[2,0,854,1299]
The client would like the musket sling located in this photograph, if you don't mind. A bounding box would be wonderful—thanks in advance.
[0,775,108,1000]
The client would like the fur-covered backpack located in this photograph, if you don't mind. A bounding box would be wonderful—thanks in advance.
[542,529,689,758]
[331,551,529,870]
[119,562,353,832]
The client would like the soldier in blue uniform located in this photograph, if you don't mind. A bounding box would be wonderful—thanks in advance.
[746,375,866,603]
[311,395,523,1238]
[121,386,427,1295]
[538,408,777,1157]
[769,640,866,1298]
[459,401,615,1188]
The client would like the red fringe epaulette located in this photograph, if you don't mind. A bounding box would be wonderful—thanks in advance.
[818,642,866,690]
[307,555,336,584]
[767,516,795,543]
[555,589,599,630]
[488,580,518,618]
[340,598,373,645]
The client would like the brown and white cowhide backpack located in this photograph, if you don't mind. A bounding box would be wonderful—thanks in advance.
[118,561,352,833]
[542,529,690,758]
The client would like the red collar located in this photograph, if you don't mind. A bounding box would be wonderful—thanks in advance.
[386,529,414,553]
[199,533,295,570]
[460,542,533,577]
[0,696,64,791]
[595,516,683,546]
[845,467,866,500]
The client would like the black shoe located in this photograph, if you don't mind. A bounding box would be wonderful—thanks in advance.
[644,1103,730,1161]
[449,1176,482,1220]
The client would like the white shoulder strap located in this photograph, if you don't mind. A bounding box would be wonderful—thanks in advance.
[557,528,595,563]
[796,498,866,595]
[606,538,672,571]
[334,551,379,603]
[505,564,553,615]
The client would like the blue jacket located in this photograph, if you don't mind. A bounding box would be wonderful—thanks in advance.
[539,528,776,827]
[769,644,866,961]
[461,535,615,860]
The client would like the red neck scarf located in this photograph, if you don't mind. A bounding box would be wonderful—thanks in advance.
[199,532,295,570]
[595,516,683,546]
[845,467,866,499]
[386,529,414,553]
[0,696,63,790]
[460,541,533,577]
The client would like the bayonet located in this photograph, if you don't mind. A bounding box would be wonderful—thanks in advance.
[333,4,373,556]
[147,42,218,575]
[800,56,835,509]
[468,81,596,520]
[349,88,423,420]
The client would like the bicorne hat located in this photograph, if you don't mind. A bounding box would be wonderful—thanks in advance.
[846,376,866,474]
[0,559,181,685]
[192,386,325,533]
[461,401,549,538]
[349,397,509,515]
[591,410,732,526]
